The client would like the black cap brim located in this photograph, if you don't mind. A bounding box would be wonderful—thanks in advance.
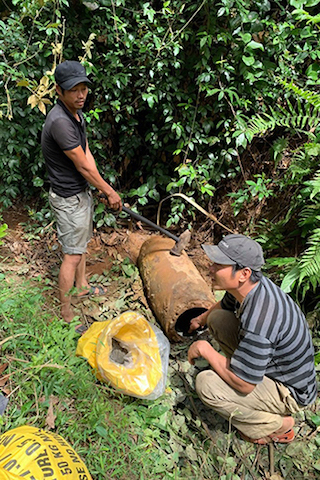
[59,76,91,90]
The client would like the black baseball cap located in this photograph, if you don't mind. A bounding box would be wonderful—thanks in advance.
[202,234,265,271]
[54,61,91,90]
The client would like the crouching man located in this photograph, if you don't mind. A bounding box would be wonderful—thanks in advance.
[188,234,317,444]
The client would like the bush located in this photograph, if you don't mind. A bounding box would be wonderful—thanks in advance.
[1,0,319,227]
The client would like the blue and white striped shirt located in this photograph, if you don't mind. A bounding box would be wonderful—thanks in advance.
[221,276,317,406]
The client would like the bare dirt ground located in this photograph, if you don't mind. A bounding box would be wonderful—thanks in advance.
[1,202,222,356]
[1,203,214,299]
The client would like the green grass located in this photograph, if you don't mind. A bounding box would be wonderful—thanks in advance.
[0,272,204,479]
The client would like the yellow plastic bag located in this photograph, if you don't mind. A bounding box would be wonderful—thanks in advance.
[0,426,92,480]
[76,311,170,399]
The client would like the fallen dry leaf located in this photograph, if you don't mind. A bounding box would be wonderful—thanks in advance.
[45,395,59,430]
[0,365,11,394]
[0,363,8,375]
[130,434,138,444]
[0,373,10,388]
[102,231,119,246]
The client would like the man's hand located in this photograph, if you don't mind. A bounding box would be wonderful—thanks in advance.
[189,311,208,333]
[189,302,223,334]
[100,190,122,211]
[188,340,211,365]
[188,339,256,394]
[106,190,122,211]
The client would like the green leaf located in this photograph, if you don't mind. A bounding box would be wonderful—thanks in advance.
[242,55,255,66]
[267,257,296,267]
[241,33,252,44]
[310,414,320,427]
[96,219,104,228]
[122,263,137,277]
[246,40,264,51]
[142,93,155,108]
[315,351,320,366]
[0,223,8,243]
[135,184,149,196]
[33,177,44,187]
[95,202,105,214]
[96,425,109,438]
[185,445,198,461]
[280,266,301,293]
[200,36,207,48]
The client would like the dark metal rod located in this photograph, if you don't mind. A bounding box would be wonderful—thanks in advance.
[122,206,179,242]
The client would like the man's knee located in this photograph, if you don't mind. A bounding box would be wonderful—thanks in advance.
[207,309,239,356]
[62,253,83,269]
[207,309,238,332]
[195,370,221,406]
[195,370,209,397]
[196,370,242,418]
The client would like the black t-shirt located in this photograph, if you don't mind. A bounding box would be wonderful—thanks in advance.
[41,99,88,197]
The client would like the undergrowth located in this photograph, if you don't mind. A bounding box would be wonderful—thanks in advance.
[1,259,320,479]
[0,275,179,479]
[0,271,221,479]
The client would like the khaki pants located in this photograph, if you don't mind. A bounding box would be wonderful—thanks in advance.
[195,309,301,439]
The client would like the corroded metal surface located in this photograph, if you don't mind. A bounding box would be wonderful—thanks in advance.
[138,236,215,342]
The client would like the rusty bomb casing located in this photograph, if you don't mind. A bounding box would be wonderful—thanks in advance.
[138,236,215,342]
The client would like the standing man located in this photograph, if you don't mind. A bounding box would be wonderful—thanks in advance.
[188,234,317,444]
[41,60,122,328]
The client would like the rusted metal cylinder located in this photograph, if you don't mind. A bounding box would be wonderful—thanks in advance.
[138,236,215,342]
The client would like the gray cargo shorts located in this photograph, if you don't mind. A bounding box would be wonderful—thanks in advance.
[49,188,93,255]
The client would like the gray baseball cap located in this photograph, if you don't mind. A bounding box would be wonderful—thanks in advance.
[55,61,91,90]
[202,234,265,271]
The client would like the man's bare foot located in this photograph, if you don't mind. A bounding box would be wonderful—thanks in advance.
[61,308,87,335]
[74,284,107,298]
[240,416,295,444]
[61,307,76,324]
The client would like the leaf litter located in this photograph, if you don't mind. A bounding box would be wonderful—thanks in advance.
[1,223,320,479]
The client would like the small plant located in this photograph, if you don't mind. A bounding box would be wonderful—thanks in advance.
[93,199,117,228]
[0,223,8,245]
[229,174,274,216]
[165,198,189,227]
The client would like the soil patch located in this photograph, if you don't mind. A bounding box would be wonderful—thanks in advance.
[2,205,30,231]
[0,207,214,337]
[1,204,213,285]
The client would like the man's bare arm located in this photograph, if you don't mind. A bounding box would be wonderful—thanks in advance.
[64,144,122,210]
[188,340,255,394]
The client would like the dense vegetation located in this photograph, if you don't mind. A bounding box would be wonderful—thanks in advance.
[1,1,320,478]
